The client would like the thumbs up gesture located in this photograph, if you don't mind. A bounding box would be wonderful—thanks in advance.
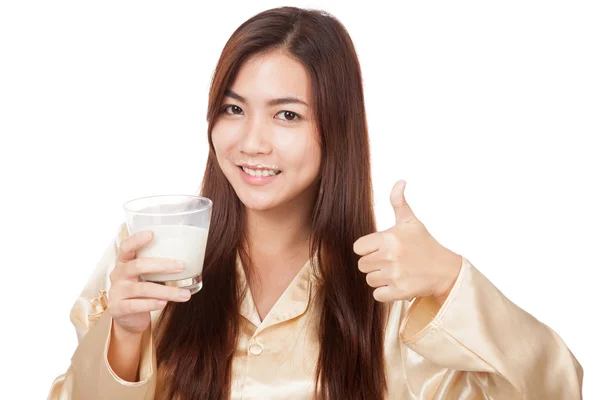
[353,180,463,304]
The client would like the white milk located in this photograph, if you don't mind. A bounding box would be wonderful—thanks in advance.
[135,224,208,282]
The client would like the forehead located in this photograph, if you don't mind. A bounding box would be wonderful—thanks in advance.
[229,51,310,101]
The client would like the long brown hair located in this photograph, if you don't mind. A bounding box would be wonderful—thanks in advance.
[155,6,387,399]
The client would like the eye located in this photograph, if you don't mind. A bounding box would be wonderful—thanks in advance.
[222,105,244,115]
[275,110,301,122]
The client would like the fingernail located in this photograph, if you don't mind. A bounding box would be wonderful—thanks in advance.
[178,290,191,300]
[157,300,167,307]
[174,262,186,271]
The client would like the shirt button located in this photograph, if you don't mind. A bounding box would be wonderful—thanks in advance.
[249,343,263,356]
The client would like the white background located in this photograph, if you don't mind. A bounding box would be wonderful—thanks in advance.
[1,1,598,398]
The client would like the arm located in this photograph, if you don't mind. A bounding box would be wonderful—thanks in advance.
[398,256,583,399]
[47,223,157,400]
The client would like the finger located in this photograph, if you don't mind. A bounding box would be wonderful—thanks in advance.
[353,232,383,256]
[124,281,192,303]
[373,286,396,303]
[122,257,186,279]
[357,253,383,273]
[365,270,388,288]
[110,298,168,318]
[117,230,154,263]
[390,180,416,225]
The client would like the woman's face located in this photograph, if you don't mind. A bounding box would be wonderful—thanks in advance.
[211,51,321,212]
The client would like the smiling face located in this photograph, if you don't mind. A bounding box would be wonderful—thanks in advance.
[211,50,322,213]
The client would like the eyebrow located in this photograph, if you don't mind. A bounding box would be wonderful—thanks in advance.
[224,89,308,107]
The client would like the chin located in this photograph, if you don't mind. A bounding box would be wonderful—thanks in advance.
[237,192,282,212]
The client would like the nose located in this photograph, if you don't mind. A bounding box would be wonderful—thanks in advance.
[239,115,272,156]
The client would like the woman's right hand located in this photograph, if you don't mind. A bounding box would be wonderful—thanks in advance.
[107,230,192,336]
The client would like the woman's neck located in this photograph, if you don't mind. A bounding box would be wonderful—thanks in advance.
[245,205,311,259]
[244,186,316,259]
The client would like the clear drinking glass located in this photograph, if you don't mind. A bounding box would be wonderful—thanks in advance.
[123,195,212,294]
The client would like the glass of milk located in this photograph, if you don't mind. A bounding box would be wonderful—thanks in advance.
[123,195,212,295]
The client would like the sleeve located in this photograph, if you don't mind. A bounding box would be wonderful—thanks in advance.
[47,223,157,400]
[398,255,584,400]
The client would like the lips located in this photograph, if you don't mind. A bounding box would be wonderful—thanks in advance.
[238,166,281,186]
[239,165,281,177]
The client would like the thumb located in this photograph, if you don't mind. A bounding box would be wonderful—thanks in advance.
[390,180,416,224]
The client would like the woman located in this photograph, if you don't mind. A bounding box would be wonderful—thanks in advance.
[49,6,583,400]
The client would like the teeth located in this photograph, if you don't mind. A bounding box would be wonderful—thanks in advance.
[242,166,280,177]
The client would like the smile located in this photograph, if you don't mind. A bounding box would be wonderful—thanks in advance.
[240,166,281,177]
[238,166,281,186]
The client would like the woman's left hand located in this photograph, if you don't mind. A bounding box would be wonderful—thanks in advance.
[353,180,463,305]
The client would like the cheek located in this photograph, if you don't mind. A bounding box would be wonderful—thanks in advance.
[211,122,242,159]
[273,129,321,164]
[279,136,321,182]
[303,132,322,174]
[303,141,321,175]
[273,129,297,149]
[307,147,322,181]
